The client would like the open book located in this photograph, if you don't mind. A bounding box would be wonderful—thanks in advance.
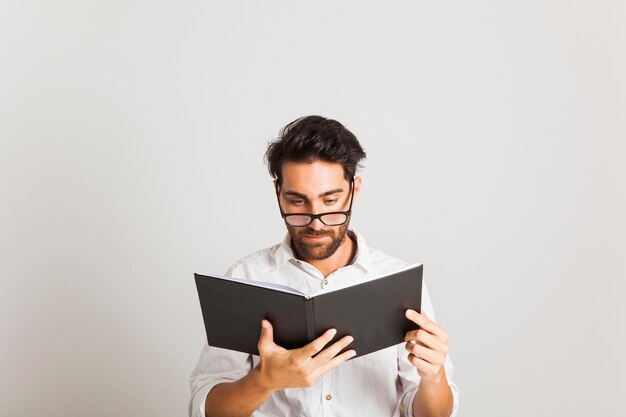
[194,264,422,358]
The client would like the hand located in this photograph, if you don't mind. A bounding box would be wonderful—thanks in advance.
[404,309,449,384]
[255,319,356,391]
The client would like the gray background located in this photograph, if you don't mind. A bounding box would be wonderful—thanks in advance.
[1,1,624,416]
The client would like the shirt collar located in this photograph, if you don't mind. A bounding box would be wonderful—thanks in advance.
[274,228,372,273]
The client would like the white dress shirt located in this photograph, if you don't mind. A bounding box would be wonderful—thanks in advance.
[189,230,459,417]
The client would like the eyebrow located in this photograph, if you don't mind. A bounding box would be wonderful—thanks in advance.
[283,188,345,199]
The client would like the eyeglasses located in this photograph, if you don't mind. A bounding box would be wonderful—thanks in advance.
[275,179,355,227]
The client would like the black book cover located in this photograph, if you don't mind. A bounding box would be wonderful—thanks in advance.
[194,264,423,358]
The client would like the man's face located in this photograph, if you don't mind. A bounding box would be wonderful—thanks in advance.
[277,160,360,261]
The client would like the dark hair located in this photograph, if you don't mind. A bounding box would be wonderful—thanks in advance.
[265,115,366,183]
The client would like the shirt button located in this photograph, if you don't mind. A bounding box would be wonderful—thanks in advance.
[323,279,328,286]
[325,394,332,401]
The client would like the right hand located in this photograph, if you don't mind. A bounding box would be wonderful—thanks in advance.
[255,319,356,391]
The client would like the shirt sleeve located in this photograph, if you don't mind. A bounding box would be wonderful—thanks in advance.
[395,280,460,417]
[188,263,255,417]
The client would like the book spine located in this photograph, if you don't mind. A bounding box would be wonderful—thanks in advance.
[304,298,316,342]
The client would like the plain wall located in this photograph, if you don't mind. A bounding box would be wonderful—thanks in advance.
[1,1,624,416]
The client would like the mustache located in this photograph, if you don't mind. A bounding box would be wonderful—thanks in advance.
[299,229,331,237]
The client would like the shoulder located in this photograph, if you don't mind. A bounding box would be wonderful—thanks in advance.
[350,229,416,274]
[224,242,286,279]
[368,246,411,272]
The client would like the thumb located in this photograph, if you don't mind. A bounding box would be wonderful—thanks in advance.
[258,319,275,351]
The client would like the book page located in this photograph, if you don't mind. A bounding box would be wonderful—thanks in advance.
[308,263,423,298]
[204,273,307,297]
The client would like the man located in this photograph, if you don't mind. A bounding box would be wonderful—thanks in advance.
[189,116,459,417]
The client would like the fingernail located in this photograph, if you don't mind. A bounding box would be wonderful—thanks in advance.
[329,329,337,336]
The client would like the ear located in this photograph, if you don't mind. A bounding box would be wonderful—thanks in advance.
[353,176,363,199]
[273,179,282,202]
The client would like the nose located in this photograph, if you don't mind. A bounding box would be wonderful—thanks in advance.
[307,203,326,231]
[308,217,324,231]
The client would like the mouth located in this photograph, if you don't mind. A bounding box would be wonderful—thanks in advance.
[304,234,329,241]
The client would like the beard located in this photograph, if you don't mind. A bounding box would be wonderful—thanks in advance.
[287,220,351,261]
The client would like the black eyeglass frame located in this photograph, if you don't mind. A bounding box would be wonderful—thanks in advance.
[275,178,355,227]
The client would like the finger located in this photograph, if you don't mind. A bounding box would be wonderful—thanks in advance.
[313,335,354,363]
[404,329,448,354]
[405,309,447,339]
[314,348,357,377]
[257,320,276,353]
[405,341,445,365]
[260,320,274,341]
[298,328,338,358]
[407,353,439,374]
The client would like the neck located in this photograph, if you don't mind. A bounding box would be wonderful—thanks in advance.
[294,232,357,278]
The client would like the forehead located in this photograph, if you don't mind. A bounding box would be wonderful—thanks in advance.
[280,160,347,194]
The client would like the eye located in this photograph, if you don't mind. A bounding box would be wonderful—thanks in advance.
[324,199,338,205]
[290,199,304,206]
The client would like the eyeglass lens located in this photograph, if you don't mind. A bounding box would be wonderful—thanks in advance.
[285,213,348,226]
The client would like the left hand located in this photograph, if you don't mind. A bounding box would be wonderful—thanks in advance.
[404,309,449,383]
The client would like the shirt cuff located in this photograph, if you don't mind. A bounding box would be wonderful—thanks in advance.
[400,379,460,417]
[189,381,223,417]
